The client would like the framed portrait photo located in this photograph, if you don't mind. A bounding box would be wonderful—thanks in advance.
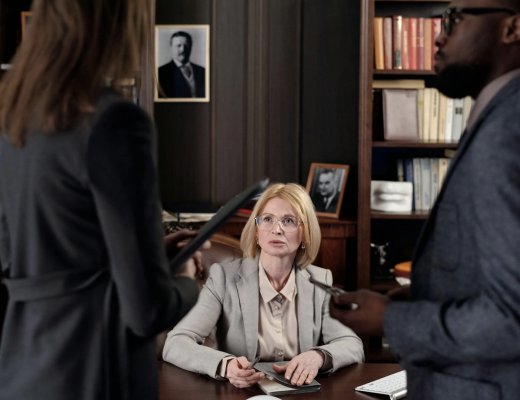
[155,25,210,102]
[306,163,350,219]
[21,11,33,40]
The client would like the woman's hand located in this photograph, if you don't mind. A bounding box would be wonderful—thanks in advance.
[272,350,324,386]
[226,357,265,388]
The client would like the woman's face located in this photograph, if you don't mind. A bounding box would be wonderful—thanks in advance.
[256,197,302,260]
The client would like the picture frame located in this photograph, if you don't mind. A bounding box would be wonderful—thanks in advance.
[306,163,350,219]
[155,25,210,102]
[21,11,33,40]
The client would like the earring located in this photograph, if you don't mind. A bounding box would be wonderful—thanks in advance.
[301,242,306,249]
[256,237,259,246]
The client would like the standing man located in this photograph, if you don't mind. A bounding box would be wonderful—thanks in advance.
[330,1,520,399]
[311,169,340,213]
[158,31,206,98]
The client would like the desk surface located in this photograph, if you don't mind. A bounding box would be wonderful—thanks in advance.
[158,361,403,400]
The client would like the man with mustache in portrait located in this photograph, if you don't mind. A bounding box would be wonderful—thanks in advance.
[158,31,206,98]
[328,1,520,399]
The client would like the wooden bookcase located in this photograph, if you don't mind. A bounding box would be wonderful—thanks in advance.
[357,0,452,361]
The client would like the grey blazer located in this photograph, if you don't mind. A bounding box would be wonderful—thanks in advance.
[163,257,364,378]
[385,74,520,400]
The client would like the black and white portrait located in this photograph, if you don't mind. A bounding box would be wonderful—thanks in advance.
[155,25,209,102]
[306,163,350,218]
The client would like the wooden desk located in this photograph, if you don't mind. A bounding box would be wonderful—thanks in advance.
[219,217,357,288]
[158,361,403,400]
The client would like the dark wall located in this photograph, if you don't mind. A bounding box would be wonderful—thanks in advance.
[155,0,360,216]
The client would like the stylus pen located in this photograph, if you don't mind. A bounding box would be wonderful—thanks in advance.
[247,356,261,370]
[308,276,359,310]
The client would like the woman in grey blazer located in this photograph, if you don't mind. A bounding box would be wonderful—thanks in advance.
[163,183,364,388]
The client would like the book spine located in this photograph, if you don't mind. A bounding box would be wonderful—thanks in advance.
[417,89,425,140]
[420,158,431,210]
[416,18,424,70]
[409,18,418,70]
[423,19,431,70]
[393,15,403,69]
[461,96,473,133]
[444,97,454,142]
[429,89,440,141]
[430,158,439,206]
[422,88,432,141]
[404,158,415,211]
[451,98,464,141]
[401,18,410,70]
[374,18,385,70]
[432,18,442,69]
[438,158,449,191]
[438,94,447,142]
[413,158,422,211]
[383,17,393,70]
[397,159,404,181]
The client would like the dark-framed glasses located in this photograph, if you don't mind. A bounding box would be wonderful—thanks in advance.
[255,214,303,233]
[443,7,517,36]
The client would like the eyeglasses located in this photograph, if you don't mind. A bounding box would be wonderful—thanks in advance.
[255,214,303,233]
[442,7,517,36]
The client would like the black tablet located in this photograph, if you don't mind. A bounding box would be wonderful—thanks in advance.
[169,178,269,271]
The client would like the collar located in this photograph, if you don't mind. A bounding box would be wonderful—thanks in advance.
[466,68,520,130]
[258,260,297,303]
[173,60,192,69]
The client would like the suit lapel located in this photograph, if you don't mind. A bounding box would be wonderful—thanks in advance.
[236,257,260,359]
[296,268,314,352]
[412,76,520,263]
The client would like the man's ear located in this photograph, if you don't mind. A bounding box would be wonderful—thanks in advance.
[503,14,520,44]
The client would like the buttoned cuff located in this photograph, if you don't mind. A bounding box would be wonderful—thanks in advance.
[217,356,236,379]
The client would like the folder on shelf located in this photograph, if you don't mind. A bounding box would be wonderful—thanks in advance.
[382,89,419,141]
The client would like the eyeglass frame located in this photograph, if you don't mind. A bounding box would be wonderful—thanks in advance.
[442,7,518,36]
[255,214,304,233]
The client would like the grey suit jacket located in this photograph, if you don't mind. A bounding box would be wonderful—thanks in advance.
[384,74,520,400]
[163,257,364,378]
[0,92,199,400]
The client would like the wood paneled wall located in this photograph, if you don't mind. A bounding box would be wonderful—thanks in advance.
[155,0,360,215]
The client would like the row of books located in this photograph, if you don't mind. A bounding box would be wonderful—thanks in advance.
[374,16,441,71]
[397,157,452,211]
[374,80,474,142]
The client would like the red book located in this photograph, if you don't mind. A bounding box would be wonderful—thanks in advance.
[432,18,442,70]
[424,19,432,70]
[383,17,393,69]
[392,15,402,69]
[409,18,418,70]
[401,18,410,70]
[417,18,425,70]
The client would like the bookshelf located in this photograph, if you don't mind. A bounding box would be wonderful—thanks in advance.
[358,0,453,362]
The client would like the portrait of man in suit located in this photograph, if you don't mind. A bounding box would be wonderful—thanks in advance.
[307,164,349,218]
[156,26,209,102]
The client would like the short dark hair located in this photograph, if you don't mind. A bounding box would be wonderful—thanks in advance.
[170,31,192,47]
[319,168,336,177]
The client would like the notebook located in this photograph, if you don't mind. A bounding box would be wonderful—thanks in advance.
[355,370,407,400]
[254,362,321,396]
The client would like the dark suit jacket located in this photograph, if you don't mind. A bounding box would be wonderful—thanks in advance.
[158,61,205,98]
[384,75,520,400]
[312,191,339,213]
[0,92,199,400]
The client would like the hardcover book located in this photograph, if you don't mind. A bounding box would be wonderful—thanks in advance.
[411,18,420,70]
[382,89,419,141]
[438,94,447,142]
[255,362,321,396]
[401,18,410,70]
[383,17,393,69]
[393,15,403,69]
[374,17,385,70]
[432,18,442,68]
[444,97,454,142]
[424,19,432,70]
[429,89,440,141]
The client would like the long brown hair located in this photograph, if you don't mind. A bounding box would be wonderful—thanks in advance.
[0,0,152,147]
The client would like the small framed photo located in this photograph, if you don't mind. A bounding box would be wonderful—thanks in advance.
[21,11,33,40]
[155,25,210,102]
[306,163,350,219]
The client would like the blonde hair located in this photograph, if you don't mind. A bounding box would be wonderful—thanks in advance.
[0,0,152,147]
[240,183,321,268]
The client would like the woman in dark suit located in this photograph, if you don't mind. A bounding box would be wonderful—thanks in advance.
[0,1,205,399]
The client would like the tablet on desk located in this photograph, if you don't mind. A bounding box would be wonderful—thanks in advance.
[169,178,269,272]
